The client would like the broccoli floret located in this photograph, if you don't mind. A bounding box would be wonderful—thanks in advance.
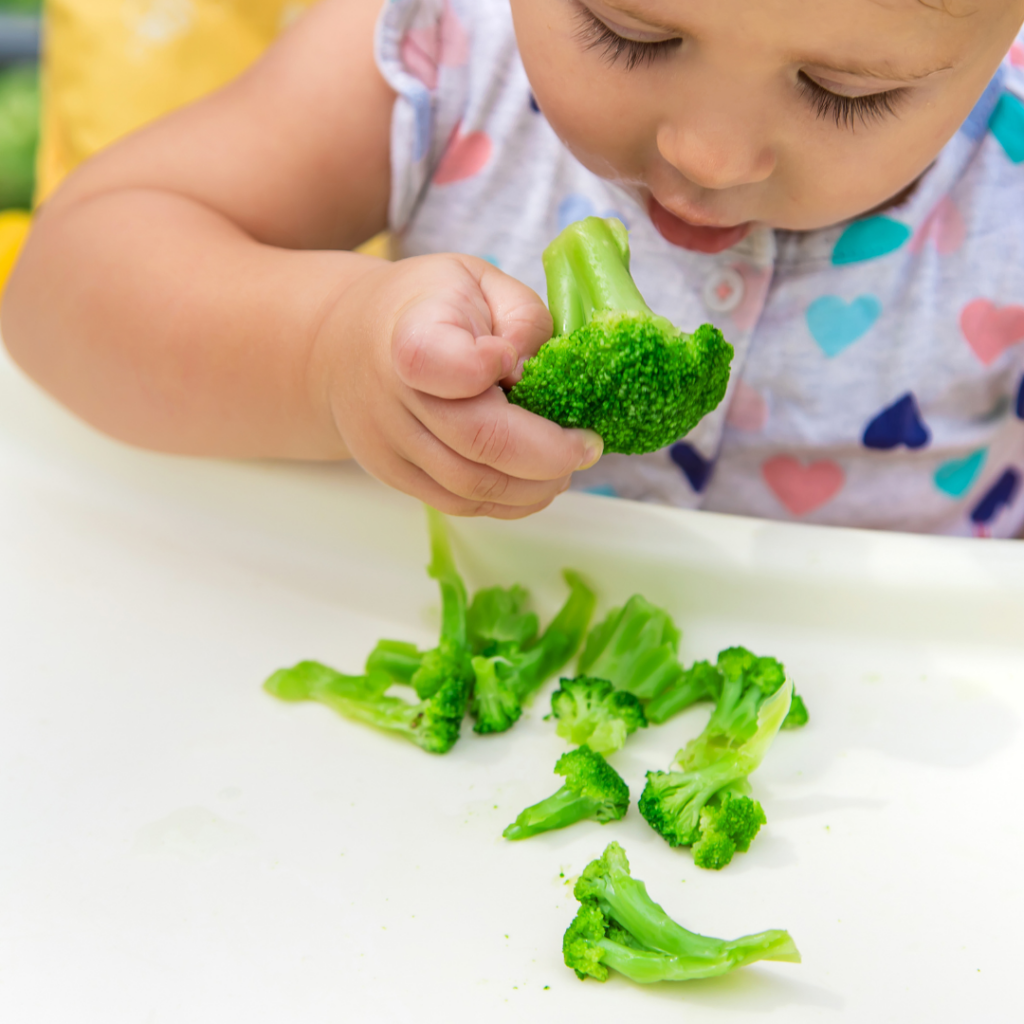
[468,570,596,734]
[264,660,469,754]
[563,842,800,982]
[364,639,422,684]
[638,682,792,867]
[470,654,523,734]
[550,675,647,754]
[507,216,734,455]
[645,659,721,725]
[466,584,539,653]
[577,594,684,700]
[647,645,810,734]
[677,647,807,770]
[503,746,629,840]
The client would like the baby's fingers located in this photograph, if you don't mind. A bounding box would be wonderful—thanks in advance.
[392,296,517,400]
[413,386,604,482]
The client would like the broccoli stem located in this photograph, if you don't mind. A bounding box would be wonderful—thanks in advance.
[502,785,598,840]
[364,640,423,684]
[598,930,801,983]
[425,506,468,649]
[511,570,596,702]
[543,217,654,337]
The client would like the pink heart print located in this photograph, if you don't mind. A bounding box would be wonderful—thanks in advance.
[959,299,1024,366]
[762,456,845,516]
[399,0,470,91]
[909,197,966,256]
[434,123,493,184]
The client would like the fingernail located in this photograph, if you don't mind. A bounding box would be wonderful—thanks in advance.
[578,431,604,470]
[501,346,518,377]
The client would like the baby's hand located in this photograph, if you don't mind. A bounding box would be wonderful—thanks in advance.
[320,254,603,518]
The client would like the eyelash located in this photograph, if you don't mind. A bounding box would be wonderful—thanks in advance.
[573,5,906,129]
[797,73,907,128]
[573,5,681,71]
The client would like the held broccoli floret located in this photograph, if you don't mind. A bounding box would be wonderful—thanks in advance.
[645,659,721,725]
[638,682,792,868]
[508,216,734,455]
[469,570,597,734]
[563,842,800,982]
[503,746,629,840]
[577,594,684,700]
[264,660,469,755]
[550,675,647,755]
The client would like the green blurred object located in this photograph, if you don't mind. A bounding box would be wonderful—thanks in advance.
[0,2,42,13]
[0,63,39,209]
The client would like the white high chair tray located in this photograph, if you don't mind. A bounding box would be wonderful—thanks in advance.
[2,343,1022,1023]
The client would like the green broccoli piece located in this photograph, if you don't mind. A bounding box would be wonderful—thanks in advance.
[264,660,469,755]
[470,654,523,734]
[407,507,474,701]
[468,569,596,734]
[638,682,792,867]
[503,746,629,840]
[466,584,539,653]
[577,594,684,700]
[507,216,734,455]
[563,842,800,982]
[677,647,806,770]
[645,659,721,725]
[550,675,647,755]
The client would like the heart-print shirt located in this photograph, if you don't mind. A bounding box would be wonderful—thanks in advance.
[376,0,1024,538]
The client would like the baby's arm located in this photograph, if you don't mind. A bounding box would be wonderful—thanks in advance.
[1,0,598,518]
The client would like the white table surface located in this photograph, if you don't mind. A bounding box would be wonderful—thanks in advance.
[2,344,1023,1023]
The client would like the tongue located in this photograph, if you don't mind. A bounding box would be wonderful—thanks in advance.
[648,196,751,254]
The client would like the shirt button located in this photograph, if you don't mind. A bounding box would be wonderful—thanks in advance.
[703,267,745,313]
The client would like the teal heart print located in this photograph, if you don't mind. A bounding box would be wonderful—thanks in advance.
[806,295,883,357]
[989,92,1024,164]
[831,217,912,265]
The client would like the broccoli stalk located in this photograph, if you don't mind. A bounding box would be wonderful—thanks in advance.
[503,746,629,840]
[639,681,793,868]
[264,660,469,755]
[406,507,475,701]
[550,675,647,755]
[577,594,684,700]
[563,842,800,982]
[508,217,734,455]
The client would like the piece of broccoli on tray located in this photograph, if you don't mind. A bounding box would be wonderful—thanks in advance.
[577,594,685,700]
[563,842,800,982]
[264,661,469,755]
[550,675,647,755]
[503,745,629,840]
[639,681,792,868]
[508,216,734,455]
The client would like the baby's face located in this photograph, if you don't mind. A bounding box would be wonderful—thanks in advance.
[511,0,1024,249]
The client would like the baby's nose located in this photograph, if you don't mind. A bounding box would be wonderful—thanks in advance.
[656,118,776,191]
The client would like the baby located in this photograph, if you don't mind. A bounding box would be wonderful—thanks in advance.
[4,0,1024,535]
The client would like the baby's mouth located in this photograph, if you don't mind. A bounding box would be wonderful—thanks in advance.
[647,195,752,254]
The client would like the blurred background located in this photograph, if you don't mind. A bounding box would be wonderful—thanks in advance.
[0,1,372,301]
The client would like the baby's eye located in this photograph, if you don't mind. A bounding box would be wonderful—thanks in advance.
[798,72,907,129]
[574,3,682,71]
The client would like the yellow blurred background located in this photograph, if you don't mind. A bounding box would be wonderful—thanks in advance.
[0,0,387,302]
